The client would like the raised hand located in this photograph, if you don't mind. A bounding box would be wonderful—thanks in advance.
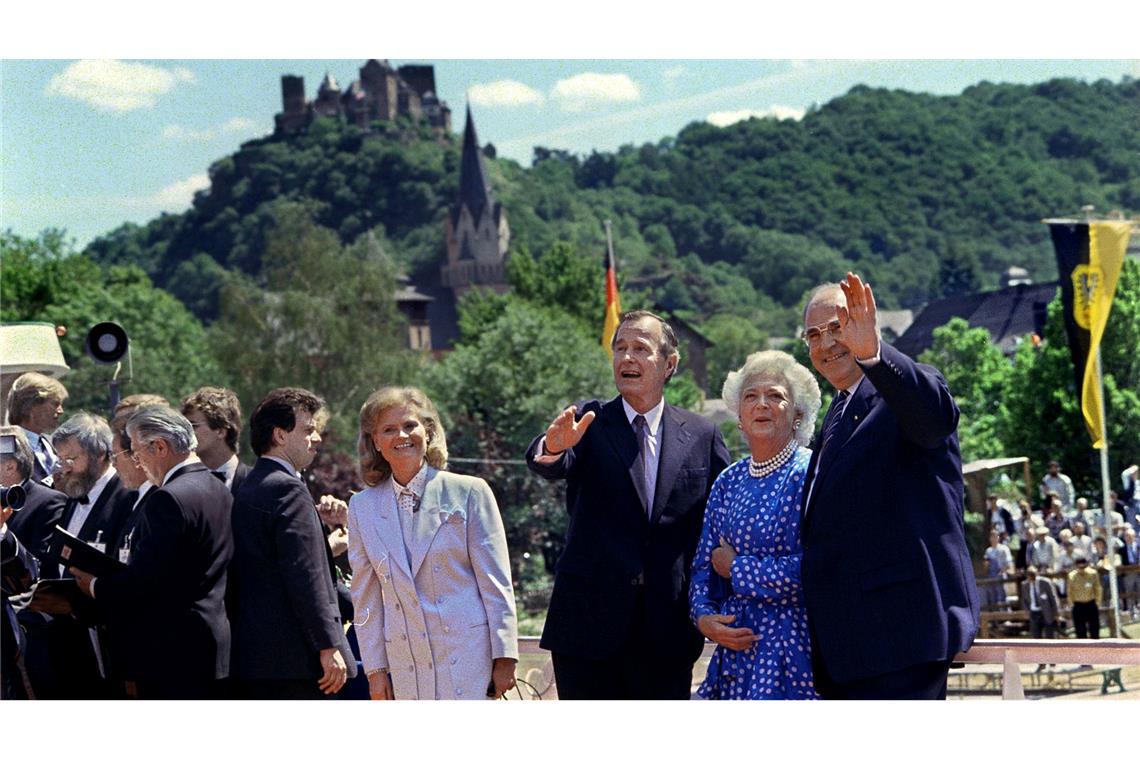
[837,271,880,361]
[543,406,596,455]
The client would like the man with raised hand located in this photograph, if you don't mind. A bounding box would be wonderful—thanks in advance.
[799,272,979,700]
[526,309,729,699]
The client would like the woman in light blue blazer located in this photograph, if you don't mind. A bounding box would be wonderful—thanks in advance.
[347,386,518,700]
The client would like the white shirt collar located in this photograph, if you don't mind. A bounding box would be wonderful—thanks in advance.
[621,397,665,436]
[161,455,200,486]
[214,453,238,478]
[85,465,116,506]
[843,375,866,397]
[263,455,300,479]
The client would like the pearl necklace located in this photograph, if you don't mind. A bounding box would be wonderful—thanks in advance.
[748,438,798,479]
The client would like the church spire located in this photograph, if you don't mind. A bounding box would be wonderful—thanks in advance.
[456,104,495,224]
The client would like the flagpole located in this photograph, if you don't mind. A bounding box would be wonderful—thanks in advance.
[1094,346,1123,636]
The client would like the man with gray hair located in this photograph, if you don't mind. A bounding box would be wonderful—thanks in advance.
[5,372,69,486]
[71,404,234,699]
[24,412,134,698]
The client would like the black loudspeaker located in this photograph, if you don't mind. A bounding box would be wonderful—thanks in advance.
[85,322,129,364]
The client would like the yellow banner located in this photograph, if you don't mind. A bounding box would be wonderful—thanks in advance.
[1080,221,1131,448]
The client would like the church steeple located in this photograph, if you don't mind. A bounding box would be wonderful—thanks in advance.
[454,105,495,226]
[440,104,510,301]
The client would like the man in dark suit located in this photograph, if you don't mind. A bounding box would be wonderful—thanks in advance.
[800,273,980,699]
[526,310,730,699]
[2,498,39,699]
[19,413,136,698]
[71,405,233,699]
[229,387,353,699]
[5,372,68,487]
[1,426,66,563]
[181,386,251,495]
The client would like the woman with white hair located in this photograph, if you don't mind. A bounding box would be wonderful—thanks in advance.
[690,350,821,699]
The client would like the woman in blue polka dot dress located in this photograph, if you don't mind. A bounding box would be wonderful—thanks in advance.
[690,351,821,699]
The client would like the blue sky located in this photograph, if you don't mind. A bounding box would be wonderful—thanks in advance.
[2,4,1137,249]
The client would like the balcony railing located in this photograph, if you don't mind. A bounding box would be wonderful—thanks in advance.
[514,636,1139,700]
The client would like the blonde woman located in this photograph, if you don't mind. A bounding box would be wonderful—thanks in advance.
[347,386,518,700]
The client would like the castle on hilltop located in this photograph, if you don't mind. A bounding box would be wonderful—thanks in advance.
[274,59,452,135]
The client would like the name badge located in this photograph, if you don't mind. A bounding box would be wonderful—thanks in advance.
[119,548,131,564]
[88,542,106,554]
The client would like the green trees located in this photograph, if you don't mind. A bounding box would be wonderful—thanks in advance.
[920,260,1140,496]
[209,203,414,447]
[1,229,221,416]
[85,77,1140,340]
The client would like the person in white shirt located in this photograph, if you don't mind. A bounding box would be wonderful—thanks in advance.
[5,373,68,486]
[1040,460,1075,510]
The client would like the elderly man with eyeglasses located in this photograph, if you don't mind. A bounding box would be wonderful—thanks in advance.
[798,272,979,700]
[70,405,234,699]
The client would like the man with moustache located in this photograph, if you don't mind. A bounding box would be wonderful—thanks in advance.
[5,373,68,486]
[229,388,353,698]
[71,405,233,699]
[799,273,979,700]
[181,387,251,495]
[526,310,730,699]
[26,413,133,698]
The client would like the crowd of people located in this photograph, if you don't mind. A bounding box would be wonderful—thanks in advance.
[980,459,1140,648]
[5,270,1075,700]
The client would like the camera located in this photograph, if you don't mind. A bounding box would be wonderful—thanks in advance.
[1,484,26,511]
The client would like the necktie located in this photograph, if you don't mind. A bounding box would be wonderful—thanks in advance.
[632,415,651,517]
[396,484,420,513]
[211,470,226,483]
[817,390,850,462]
[71,494,90,505]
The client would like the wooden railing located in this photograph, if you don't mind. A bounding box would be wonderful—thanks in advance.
[515,636,1140,700]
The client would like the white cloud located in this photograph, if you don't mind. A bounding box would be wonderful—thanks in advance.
[123,173,210,210]
[468,80,544,107]
[162,124,214,142]
[46,59,195,112]
[663,65,686,80]
[551,72,640,112]
[706,105,806,127]
[162,117,260,142]
[221,116,257,133]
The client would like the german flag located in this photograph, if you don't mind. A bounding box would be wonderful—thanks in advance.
[601,242,621,358]
[1047,220,1132,448]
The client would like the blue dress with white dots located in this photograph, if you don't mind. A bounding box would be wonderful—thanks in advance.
[690,448,817,699]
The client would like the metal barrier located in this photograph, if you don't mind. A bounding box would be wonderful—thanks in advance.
[516,635,1140,700]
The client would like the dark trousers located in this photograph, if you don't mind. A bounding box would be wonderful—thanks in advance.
[810,623,950,699]
[236,678,327,700]
[1071,600,1100,639]
[550,591,694,700]
[1027,610,1056,639]
[136,678,225,700]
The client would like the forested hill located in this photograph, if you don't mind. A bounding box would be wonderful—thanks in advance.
[87,76,1140,329]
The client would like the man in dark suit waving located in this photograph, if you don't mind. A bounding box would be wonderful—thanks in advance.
[71,405,233,699]
[800,273,979,699]
[229,387,353,698]
[526,310,730,699]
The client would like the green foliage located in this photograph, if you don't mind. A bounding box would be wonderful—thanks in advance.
[924,260,1140,497]
[663,370,703,410]
[84,77,1140,341]
[420,295,613,606]
[209,204,416,450]
[702,313,770,395]
[919,317,1012,461]
[1,229,221,417]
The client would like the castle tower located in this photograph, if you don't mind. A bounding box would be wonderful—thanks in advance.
[274,74,311,134]
[313,72,343,118]
[441,106,510,299]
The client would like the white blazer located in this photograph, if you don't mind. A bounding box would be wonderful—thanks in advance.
[348,467,518,699]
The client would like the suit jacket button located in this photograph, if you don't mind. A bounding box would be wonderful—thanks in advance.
[456,688,463,696]
[443,626,450,633]
[401,634,407,640]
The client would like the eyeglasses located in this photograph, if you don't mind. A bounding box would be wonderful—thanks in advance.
[801,317,846,346]
[52,456,81,471]
[111,450,134,463]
